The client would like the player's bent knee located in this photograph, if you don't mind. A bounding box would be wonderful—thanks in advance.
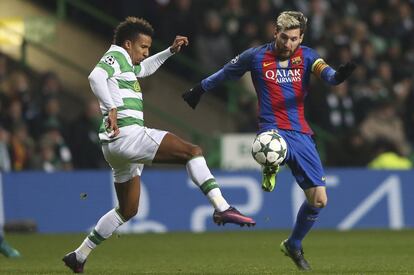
[307,197,328,208]
[313,198,328,208]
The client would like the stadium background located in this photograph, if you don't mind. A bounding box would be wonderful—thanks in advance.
[0,0,413,274]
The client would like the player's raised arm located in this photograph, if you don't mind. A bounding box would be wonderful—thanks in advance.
[137,35,188,78]
[312,58,356,85]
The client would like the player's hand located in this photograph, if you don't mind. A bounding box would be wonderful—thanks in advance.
[334,62,356,83]
[106,108,120,138]
[170,35,189,54]
[182,83,205,109]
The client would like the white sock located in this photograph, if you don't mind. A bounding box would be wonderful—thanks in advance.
[206,187,231,212]
[186,156,230,212]
[75,208,125,262]
[74,238,95,263]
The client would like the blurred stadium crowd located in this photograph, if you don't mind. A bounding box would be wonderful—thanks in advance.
[1,0,413,171]
[0,59,106,172]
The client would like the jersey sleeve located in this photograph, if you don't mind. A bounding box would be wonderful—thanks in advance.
[136,48,174,78]
[88,67,116,110]
[308,48,339,85]
[95,51,132,78]
[201,48,255,91]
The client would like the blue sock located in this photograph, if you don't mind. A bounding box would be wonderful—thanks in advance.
[287,201,321,250]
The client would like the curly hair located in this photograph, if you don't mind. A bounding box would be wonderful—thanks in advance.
[113,17,154,46]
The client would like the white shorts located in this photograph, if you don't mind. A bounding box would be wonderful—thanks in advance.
[101,125,168,183]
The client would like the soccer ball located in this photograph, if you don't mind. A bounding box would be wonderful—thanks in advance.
[251,131,287,167]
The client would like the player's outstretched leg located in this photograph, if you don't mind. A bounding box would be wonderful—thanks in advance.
[280,239,311,271]
[155,133,256,227]
[262,165,279,192]
[186,156,255,227]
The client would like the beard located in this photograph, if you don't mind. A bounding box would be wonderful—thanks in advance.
[275,42,298,60]
[279,51,292,60]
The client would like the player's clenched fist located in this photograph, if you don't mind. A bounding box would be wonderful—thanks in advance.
[170,35,189,53]
[105,108,120,138]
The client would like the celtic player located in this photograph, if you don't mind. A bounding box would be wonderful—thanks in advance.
[63,17,255,273]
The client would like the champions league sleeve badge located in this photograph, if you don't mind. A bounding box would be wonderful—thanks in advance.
[230,55,240,64]
[103,55,115,65]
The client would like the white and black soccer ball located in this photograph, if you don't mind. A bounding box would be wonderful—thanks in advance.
[251,131,287,167]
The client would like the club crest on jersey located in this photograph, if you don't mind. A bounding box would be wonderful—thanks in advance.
[133,81,141,92]
[103,55,115,65]
[230,55,240,64]
[291,56,302,65]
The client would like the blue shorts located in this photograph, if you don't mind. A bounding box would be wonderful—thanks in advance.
[277,129,326,190]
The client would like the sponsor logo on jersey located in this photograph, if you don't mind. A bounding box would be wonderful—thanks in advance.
[265,69,301,83]
[230,55,240,64]
[103,55,115,65]
[291,56,302,65]
[263,61,274,67]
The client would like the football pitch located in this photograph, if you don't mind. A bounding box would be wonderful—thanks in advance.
[1,230,413,274]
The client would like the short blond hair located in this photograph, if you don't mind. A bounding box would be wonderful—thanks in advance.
[276,11,307,34]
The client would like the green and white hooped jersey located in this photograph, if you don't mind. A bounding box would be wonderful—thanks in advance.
[95,45,144,142]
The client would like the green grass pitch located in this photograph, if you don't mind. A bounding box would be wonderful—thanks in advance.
[1,230,413,274]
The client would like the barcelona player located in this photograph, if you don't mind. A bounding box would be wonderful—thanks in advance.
[183,11,355,270]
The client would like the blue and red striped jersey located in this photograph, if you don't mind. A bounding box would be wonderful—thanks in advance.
[201,43,337,134]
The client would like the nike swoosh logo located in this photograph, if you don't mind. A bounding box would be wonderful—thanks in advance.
[263,62,274,67]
